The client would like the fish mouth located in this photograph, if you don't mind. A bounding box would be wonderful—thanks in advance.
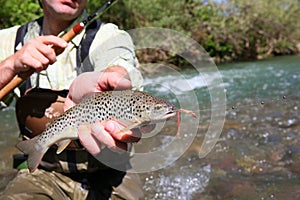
[149,112,176,124]
[163,111,177,120]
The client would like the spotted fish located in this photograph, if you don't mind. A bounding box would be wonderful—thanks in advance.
[16,90,196,172]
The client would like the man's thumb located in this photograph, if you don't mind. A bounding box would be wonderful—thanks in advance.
[63,96,76,111]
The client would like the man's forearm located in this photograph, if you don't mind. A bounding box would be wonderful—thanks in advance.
[0,58,16,89]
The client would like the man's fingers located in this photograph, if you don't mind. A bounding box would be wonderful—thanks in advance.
[113,77,132,90]
[35,45,57,65]
[39,35,68,49]
[63,95,76,111]
[78,125,102,155]
[78,120,143,156]
[34,36,67,66]
[14,35,68,73]
[103,120,141,143]
[91,122,127,153]
[108,72,132,90]
[97,71,132,91]
[67,72,101,106]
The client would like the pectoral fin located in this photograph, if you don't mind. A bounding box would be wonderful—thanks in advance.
[107,118,142,134]
[56,139,72,154]
[112,118,138,127]
[55,127,78,154]
[117,121,143,134]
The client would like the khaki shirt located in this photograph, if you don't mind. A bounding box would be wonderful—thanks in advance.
[0,14,143,92]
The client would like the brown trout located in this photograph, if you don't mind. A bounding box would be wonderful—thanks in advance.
[16,90,196,172]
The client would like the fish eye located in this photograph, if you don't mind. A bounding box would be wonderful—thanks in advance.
[154,104,163,110]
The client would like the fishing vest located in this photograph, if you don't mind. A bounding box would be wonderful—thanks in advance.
[14,17,102,95]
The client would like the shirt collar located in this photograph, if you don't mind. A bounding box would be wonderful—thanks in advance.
[18,10,88,50]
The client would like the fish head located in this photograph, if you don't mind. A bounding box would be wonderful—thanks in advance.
[147,99,177,123]
[131,91,178,124]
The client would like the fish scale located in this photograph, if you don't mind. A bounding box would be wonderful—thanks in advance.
[16,89,192,172]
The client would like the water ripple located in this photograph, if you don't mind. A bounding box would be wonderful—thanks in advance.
[143,164,211,200]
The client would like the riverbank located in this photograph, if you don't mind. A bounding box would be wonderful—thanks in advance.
[138,50,300,76]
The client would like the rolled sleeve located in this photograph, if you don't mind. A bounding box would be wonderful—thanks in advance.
[89,23,143,90]
[0,26,19,61]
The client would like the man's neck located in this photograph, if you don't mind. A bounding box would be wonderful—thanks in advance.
[41,9,87,36]
[42,16,73,36]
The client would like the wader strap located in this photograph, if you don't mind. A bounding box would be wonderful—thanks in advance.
[76,20,102,74]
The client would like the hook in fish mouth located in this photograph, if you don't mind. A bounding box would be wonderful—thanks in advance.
[176,109,197,138]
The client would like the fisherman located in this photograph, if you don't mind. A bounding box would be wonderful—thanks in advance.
[0,0,146,199]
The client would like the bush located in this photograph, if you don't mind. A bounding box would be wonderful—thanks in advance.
[0,0,42,28]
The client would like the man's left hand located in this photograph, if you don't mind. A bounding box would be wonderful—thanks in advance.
[64,66,130,110]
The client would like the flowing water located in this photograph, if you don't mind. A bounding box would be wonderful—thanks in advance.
[0,55,299,199]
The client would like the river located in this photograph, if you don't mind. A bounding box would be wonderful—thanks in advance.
[0,55,299,199]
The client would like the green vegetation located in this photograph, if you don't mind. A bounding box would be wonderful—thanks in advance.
[0,0,299,64]
[0,0,42,28]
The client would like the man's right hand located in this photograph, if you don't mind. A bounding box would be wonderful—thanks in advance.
[10,35,68,73]
[0,36,68,89]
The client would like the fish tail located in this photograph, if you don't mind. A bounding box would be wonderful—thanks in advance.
[15,137,48,173]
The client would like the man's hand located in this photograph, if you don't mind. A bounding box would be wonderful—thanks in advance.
[10,35,68,73]
[78,120,142,154]
[0,36,67,89]
[64,66,131,110]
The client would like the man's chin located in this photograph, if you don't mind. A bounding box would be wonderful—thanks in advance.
[55,9,81,21]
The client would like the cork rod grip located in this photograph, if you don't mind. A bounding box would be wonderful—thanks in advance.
[0,69,35,100]
[0,22,85,101]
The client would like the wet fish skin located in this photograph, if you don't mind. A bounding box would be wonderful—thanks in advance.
[16,90,178,172]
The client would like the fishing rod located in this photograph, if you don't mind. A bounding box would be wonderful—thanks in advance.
[0,0,118,101]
